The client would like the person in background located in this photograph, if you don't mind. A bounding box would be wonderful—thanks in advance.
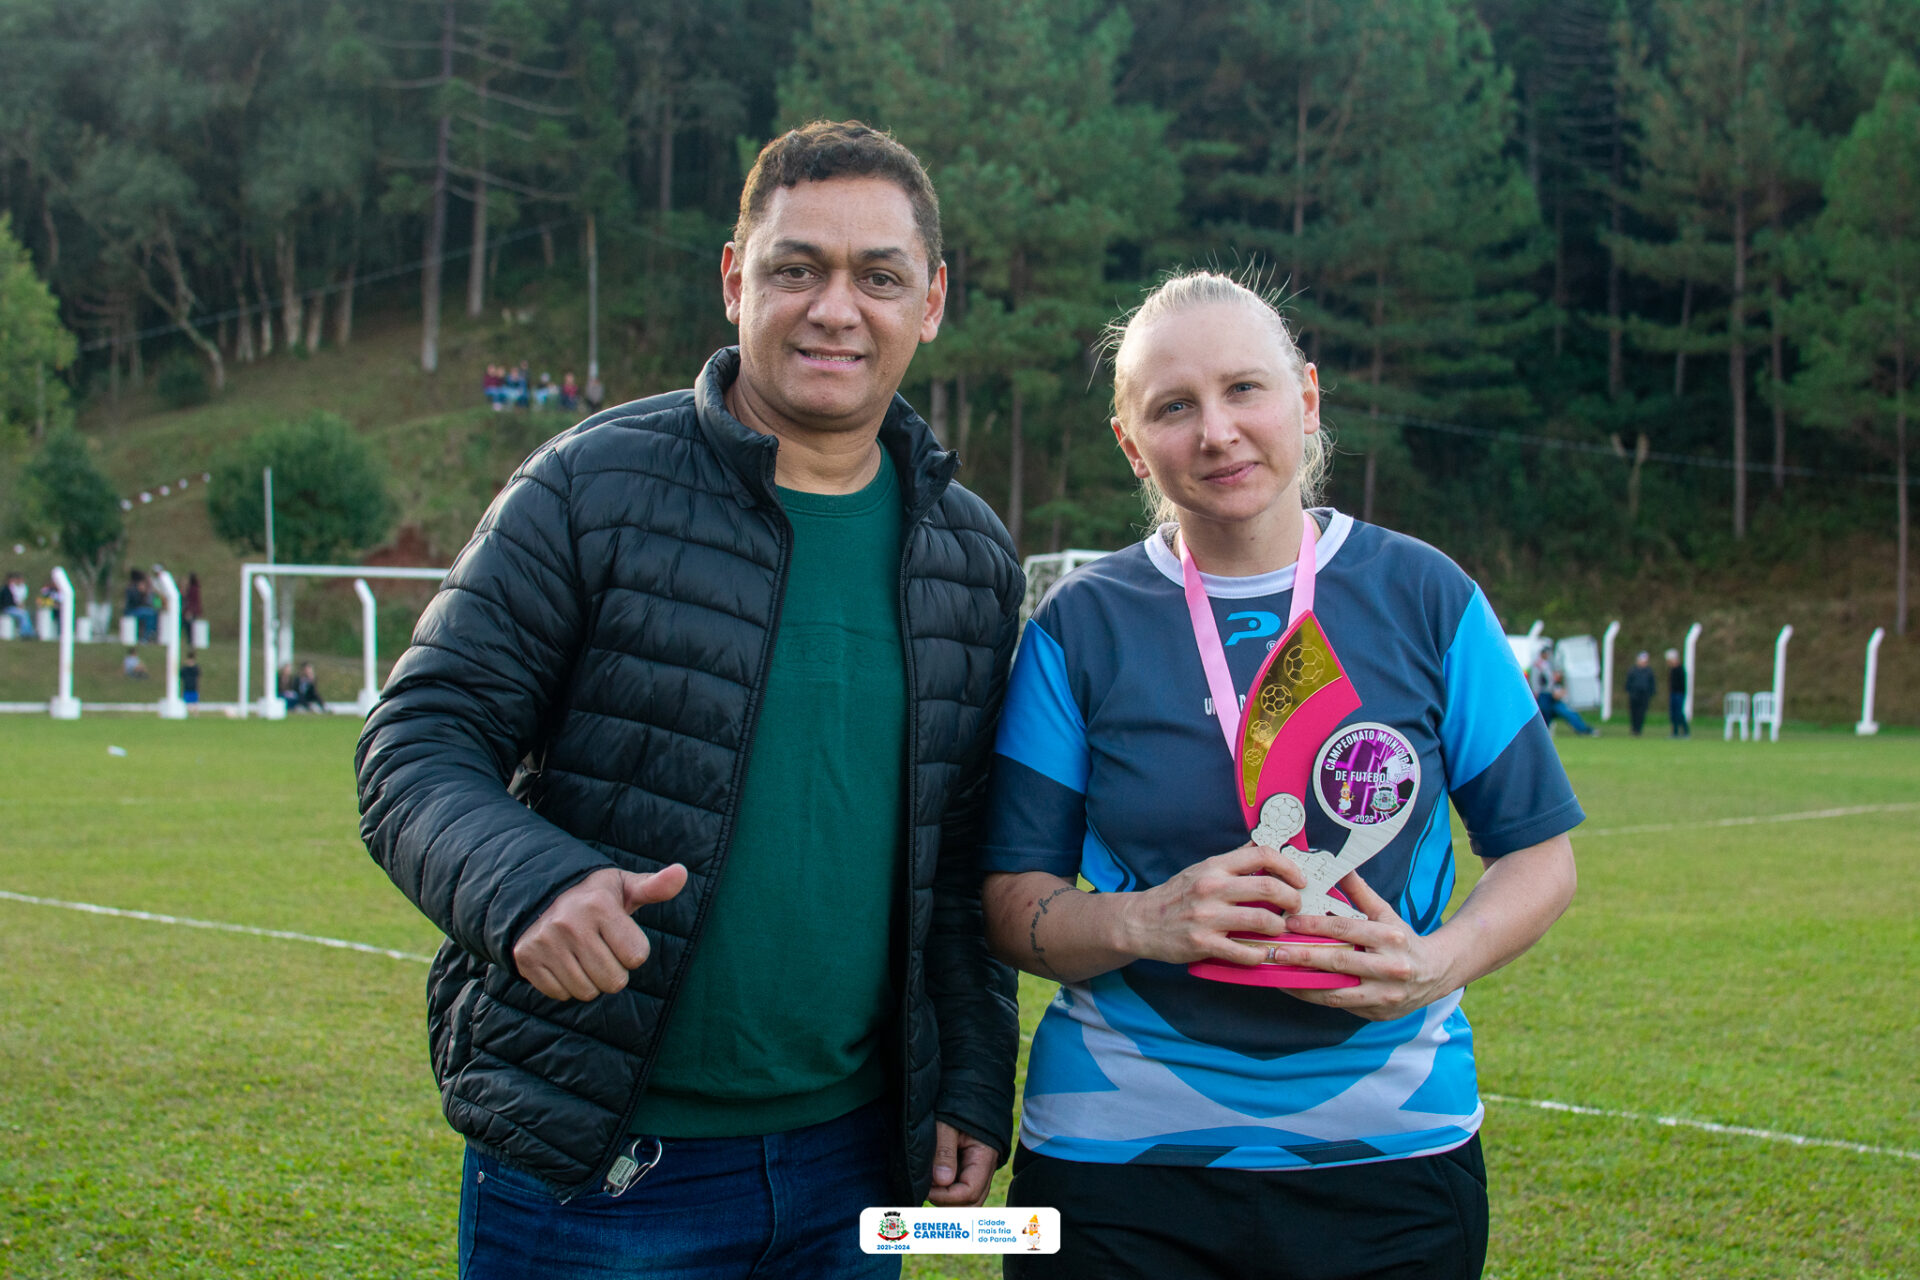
[179,649,201,705]
[1667,648,1690,737]
[560,371,580,412]
[123,647,148,679]
[290,661,327,713]
[584,371,606,413]
[278,662,298,711]
[124,569,160,642]
[1625,650,1656,737]
[1530,642,1596,736]
[3,573,34,638]
[182,572,203,626]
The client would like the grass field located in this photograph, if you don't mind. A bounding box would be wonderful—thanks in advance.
[1,718,1916,1279]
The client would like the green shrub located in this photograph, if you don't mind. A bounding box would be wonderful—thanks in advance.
[155,356,211,409]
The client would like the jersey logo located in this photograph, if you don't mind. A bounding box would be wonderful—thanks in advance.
[1223,611,1282,646]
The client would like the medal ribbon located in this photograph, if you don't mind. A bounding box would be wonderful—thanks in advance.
[1179,514,1317,759]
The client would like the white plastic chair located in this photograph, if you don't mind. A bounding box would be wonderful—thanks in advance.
[1722,692,1750,741]
[1751,691,1780,741]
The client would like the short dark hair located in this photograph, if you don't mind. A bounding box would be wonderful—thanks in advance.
[735,120,942,272]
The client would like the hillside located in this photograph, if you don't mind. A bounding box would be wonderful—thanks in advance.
[2,299,1914,730]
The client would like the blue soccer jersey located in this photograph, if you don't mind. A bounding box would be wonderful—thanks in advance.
[982,510,1584,1170]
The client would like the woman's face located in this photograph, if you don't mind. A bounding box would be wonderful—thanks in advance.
[1112,300,1319,532]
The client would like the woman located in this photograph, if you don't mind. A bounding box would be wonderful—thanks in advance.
[980,272,1581,1280]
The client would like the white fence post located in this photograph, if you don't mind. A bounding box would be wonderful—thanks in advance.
[49,567,79,719]
[237,566,252,717]
[1769,624,1793,742]
[254,575,285,719]
[154,570,187,719]
[354,578,379,714]
[1857,627,1886,735]
[1601,620,1621,721]
[1683,622,1702,725]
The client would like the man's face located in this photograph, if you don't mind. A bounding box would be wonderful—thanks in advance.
[722,177,946,441]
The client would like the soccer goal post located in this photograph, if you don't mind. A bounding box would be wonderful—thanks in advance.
[236,563,449,719]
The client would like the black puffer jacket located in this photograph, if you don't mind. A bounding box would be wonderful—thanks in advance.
[356,347,1023,1201]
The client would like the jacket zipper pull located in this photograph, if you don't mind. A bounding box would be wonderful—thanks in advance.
[602,1135,663,1197]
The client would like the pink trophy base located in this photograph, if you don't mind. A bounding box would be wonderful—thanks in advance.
[1188,934,1361,989]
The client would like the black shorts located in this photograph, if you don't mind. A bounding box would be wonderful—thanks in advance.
[1004,1135,1488,1280]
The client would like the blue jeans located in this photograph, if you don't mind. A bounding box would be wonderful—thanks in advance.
[457,1099,902,1280]
[1537,692,1594,735]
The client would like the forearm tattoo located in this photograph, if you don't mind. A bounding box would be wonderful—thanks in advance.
[1027,886,1074,981]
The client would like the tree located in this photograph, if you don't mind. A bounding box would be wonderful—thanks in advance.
[206,411,396,564]
[1793,57,1920,635]
[206,411,397,656]
[1612,0,1825,538]
[13,429,124,612]
[0,213,76,439]
[374,0,578,371]
[781,0,1180,550]
[1200,0,1547,521]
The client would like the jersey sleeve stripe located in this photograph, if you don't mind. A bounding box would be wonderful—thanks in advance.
[1451,718,1586,857]
[1440,586,1540,790]
[994,619,1090,793]
[981,756,1090,876]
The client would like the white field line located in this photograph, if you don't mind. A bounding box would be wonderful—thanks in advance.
[1576,800,1920,839]
[1483,1093,1920,1161]
[0,889,435,963]
[8,890,1915,1163]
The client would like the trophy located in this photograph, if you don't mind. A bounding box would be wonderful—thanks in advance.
[1188,613,1421,989]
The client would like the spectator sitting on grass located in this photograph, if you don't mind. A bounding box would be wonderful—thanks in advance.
[123,647,148,679]
[500,363,528,409]
[290,661,327,714]
[3,573,34,639]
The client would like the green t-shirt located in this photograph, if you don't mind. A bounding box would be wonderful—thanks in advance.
[630,451,907,1137]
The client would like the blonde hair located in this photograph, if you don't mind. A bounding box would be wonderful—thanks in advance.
[1107,271,1331,526]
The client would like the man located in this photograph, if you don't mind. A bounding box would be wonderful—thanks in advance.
[1625,650,1656,737]
[1666,647,1690,737]
[356,121,1023,1278]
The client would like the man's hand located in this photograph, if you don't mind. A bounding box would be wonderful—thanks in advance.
[926,1122,997,1207]
[512,864,688,1002]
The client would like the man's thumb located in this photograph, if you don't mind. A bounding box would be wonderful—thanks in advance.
[621,863,688,911]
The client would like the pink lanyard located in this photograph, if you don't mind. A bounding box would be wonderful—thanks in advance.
[1179,514,1317,758]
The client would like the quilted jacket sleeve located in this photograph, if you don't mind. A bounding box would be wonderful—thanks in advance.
[926,541,1026,1161]
[356,446,614,973]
